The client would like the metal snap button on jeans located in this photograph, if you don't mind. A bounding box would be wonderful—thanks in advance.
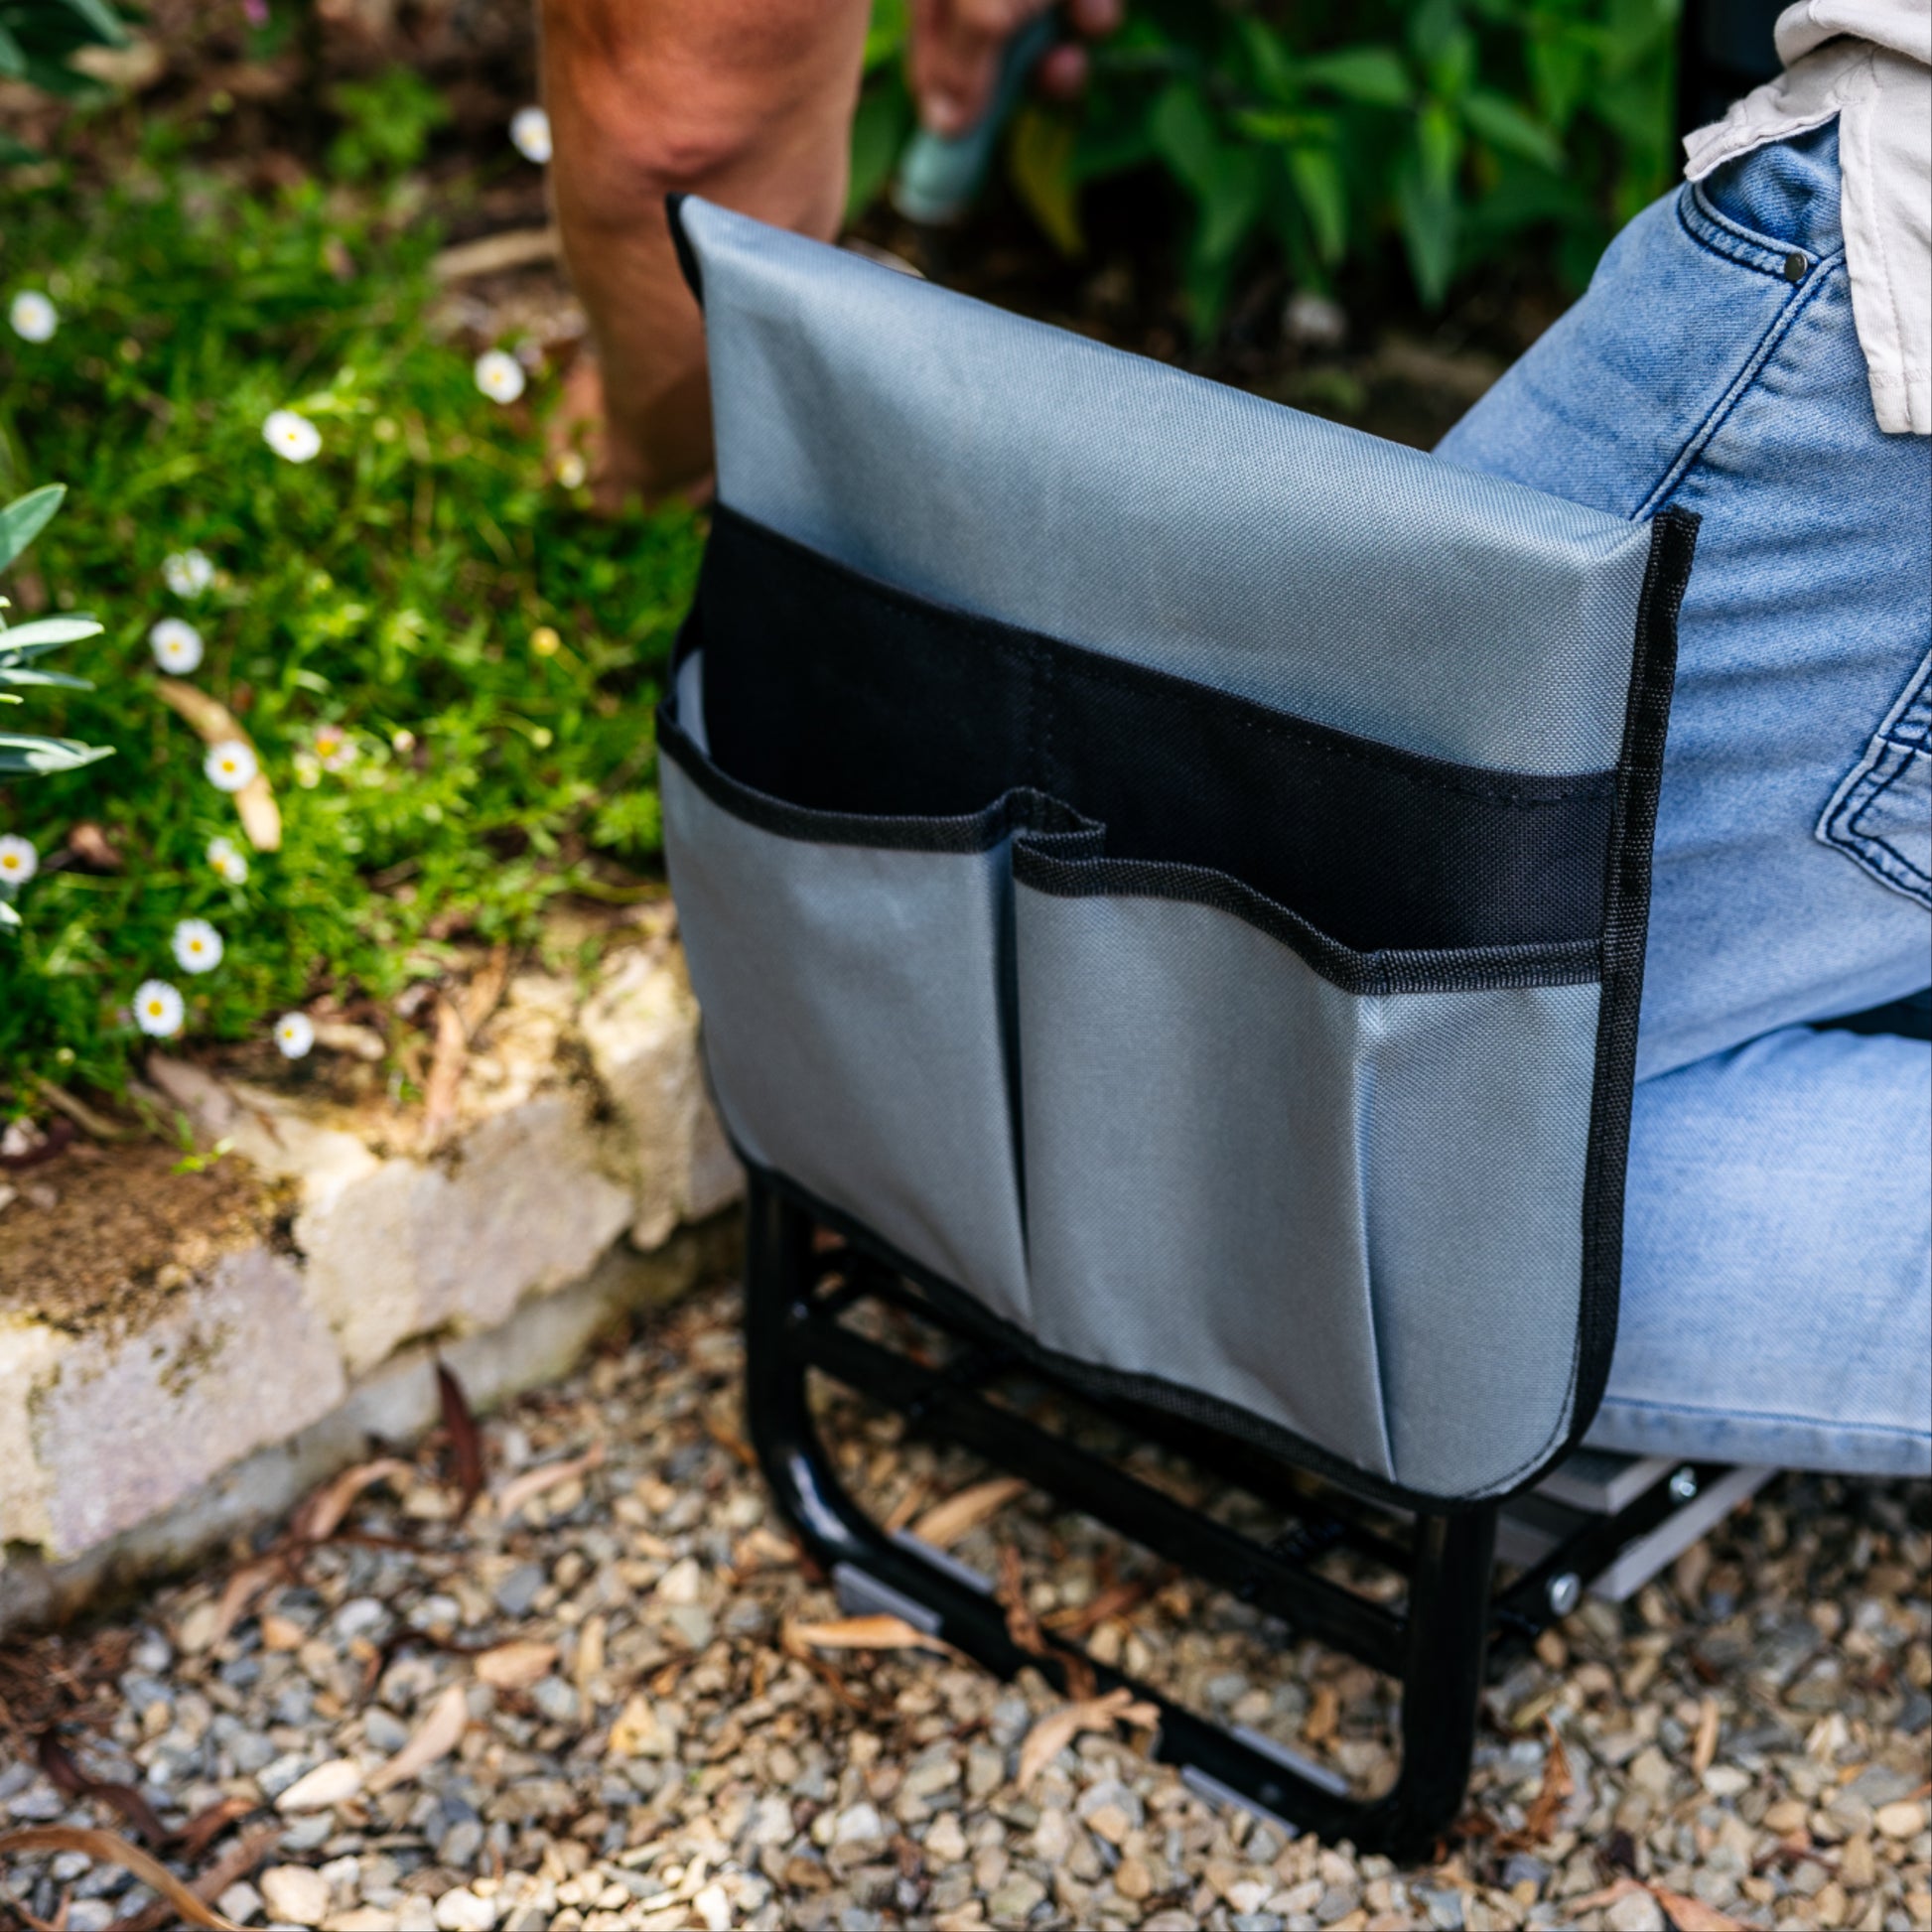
[1784,252,1808,282]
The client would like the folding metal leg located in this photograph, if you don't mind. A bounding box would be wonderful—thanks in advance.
[742,1173,1495,1859]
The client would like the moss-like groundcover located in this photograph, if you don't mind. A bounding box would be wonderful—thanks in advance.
[0,133,701,1107]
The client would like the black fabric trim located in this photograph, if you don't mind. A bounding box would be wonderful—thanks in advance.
[1012,845,1601,996]
[743,1153,1514,1515]
[1570,507,1699,1448]
[665,193,704,304]
[658,700,1601,997]
[698,505,1619,955]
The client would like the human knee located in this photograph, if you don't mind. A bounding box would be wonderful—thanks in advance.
[543,0,861,215]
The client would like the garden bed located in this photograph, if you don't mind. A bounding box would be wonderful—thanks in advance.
[0,921,740,1636]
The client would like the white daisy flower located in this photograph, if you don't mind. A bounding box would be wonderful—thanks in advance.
[263,409,323,464]
[509,105,553,165]
[207,836,249,885]
[149,617,205,674]
[204,740,259,792]
[172,916,224,974]
[554,451,587,489]
[133,979,185,1037]
[474,348,526,405]
[9,292,58,343]
[275,1011,316,1059]
[0,834,38,886]
[313,722,355,770]
[163,549,215,598]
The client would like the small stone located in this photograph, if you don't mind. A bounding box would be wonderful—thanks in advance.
[216,1880,264,1925]
[1626,1746,1674,1798]
[492,1565,547,1618]
[261,1863,334,1928]
[692,1886,732,1931]
[1603,1890,1665,1932]
[833,1802,886,1846]
[433,1886,497,1931]
[530,1676,579,1725]
[1114,1857,1153,1901]
[65,1905,114,1932]
[1875,1799,1926,1839]
[655,1557,704,1604]
[987,1871,1045,1921]
[924,1813,968,1863]
[276,1757,364,1813]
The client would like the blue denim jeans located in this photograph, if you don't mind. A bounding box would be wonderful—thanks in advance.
[1440,122,1931,1478]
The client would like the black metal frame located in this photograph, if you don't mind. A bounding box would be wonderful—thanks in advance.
[744,1172,1726,1858]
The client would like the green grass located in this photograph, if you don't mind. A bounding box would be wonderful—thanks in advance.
[0,128,702,1105]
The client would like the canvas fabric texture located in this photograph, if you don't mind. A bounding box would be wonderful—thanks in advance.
[661,198,1693,1506]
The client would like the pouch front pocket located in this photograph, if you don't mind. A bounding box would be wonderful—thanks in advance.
[660,697,1038,1327]
[1012,860,1604,1500]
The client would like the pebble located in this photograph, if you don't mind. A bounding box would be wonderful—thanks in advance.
[260,1863,334,1927]
[10,1281,1921,1932]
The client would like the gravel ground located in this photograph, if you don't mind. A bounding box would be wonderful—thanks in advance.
[2,1277,1927,1932]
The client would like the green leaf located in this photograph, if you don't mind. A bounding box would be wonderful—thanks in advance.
[0,666,91,689]
[1148,80,1220,199]
[1288,146,1347,263]
[861,0,906,70]
[0,485,66,573]
[845,73,911,219]
[0,734,114,774]
[1463,89,1565,170]
[1007,104,1085,257]
[51,0,129,46]
[0,897,19,929]
[0,614,103,650]
[1397,153,1459,307]
[1296,46,1412,108]
[0,19,28,78]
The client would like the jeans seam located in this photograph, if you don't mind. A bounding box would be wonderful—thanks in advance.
[1634,232,1847,523]
[1597,1392,1932,1441]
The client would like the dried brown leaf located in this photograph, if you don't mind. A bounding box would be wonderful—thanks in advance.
[1521,1721,1574,1844]
[107,1823,277,1932]
[460,944,511,1036]
[169,1796,257,1865]
[1016,1688,1160,1792]
[493,1441,606,1524]
[1647,1885,1747,1931]
[1303,1681,1340,1746]
[419,997,468,1155]
[207,1559,282,1649]
[0,1827,242,1929]
[291,1457,412,1546]
[36,1735,172,1847]
[436,1361,484,1520]
[1042,1577,1157,1639]
[364,1681,469,1795]
[908,1477,1026,1551]
[995,1546,1047,1661]
[1691,1695,1721,1778]
[154,680,280,852]
[474,1641,559,1692]
[783,1615,951,1656]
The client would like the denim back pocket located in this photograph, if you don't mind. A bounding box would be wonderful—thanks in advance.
[1817,650,1932,910]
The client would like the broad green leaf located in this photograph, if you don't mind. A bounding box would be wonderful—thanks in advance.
[51,0,129,45]
[1234,17,1296,102]
[1007,104,1085,257]
[0,19,28,77]
[845,75,911,219]
[1196,147,1263,264]
[0,615,103,650]
[1148,80,1221,200]
[1288,146,1347,263]
[0,734,114,773]
[1464,89,1565,170]
[1296,46,1412,108]
[861,0,906,71]
[1396,151,1459,307]
[0,486,65,573]
[0,666,91,689]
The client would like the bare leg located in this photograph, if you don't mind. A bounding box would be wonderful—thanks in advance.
[540,0,871,507]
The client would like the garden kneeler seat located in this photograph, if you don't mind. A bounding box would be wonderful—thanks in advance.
[657,195,1699,1855]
